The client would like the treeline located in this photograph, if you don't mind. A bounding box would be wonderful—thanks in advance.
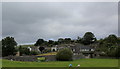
[97,34,120,58]
[34,32,97,46]
[1,32,120,58]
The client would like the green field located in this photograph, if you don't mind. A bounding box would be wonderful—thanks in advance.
[2,59,118,67]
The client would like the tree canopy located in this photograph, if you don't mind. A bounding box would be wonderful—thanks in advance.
[2,36,17,57]
[56,48,73,61]
[34,39,44,46]
[82,32,96,45]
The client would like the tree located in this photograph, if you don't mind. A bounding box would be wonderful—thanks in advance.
[82,32,96,45]
[64,38,71,44]
[0,41,2,57]
[76,36,82,43]
[48,40,54,44]
[104,34,119,45]
[56,48,73,61]
[2,36,17,57]
[19,46,30,56]
[34,39,44,46]
[98,34,120,57]
[29,51,39,55]
[39,46,45,53]
[53,41,58,45]
[19,46,23,56]
[58,38,64,44]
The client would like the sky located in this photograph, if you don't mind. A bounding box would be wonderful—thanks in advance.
[2,2,118,45]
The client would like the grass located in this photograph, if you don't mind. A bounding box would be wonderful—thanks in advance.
[36,52,57,56]
[2,59,118,67]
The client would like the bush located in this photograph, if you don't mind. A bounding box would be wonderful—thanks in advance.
[56,48,73,61]
[30,51,39,55]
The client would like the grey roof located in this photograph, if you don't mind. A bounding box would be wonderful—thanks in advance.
[72,44,94,49]
[79,46,94,49]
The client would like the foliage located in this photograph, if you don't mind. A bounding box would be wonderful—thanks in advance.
[98,34,120,58]
[53,41,58,45]
[34,39,44,46]
[103,34,119,45]
[56,48,73,61]
[19,46,30,56]
[58,38,64,44]
[58,38,72,44]
[107,46,120,58]
[76,36,82,43]
[29,51,39,55]
[0,41,2,57]
[82,32,96,45]
[64,38,71,44]
[48,40,54,44]
[2,36,17,57]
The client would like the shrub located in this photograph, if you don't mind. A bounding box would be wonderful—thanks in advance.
[30,51,39,55]
[56,48,73,61]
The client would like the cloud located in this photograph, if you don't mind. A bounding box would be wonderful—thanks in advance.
[2,2,118,44]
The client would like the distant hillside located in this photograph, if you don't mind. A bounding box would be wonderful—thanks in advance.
[19,45,34,48]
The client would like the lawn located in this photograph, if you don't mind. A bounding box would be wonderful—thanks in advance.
[36,52,57,56]
[2,59,118,67]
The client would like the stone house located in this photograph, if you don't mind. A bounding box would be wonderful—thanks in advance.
[70,44,95,58]
[51,44,96,58]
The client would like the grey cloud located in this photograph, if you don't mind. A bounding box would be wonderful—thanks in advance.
[2,2,118,44]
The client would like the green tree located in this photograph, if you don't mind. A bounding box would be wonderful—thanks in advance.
[82,32,96,45]
[56,48,73,61]
[48,40,54,44]
[2,36,17,57]
[34,39,44,46]
[19,46,30,56]
[99,34,120,57]
[29,51,39,55]
[64,38,71,44]
[0,41,2,57]
[76,36,82,43]
[104,34,119,45]
[53,41,58,45]
[58,38,64,44]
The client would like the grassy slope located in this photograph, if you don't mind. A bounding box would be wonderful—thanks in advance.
[2,59,118,67]
[36,52,57,56]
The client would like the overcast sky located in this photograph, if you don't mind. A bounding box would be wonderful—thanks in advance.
[2,2,118,45]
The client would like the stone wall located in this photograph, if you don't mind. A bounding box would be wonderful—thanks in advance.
[3,56,37,62]
[44,55,56,61]
[43,55,85,61]
[3,54,95,62]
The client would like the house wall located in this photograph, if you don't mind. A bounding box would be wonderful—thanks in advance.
[72,55,85,60]
[51,47,57,52]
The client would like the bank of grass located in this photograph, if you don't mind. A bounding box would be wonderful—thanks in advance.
[36,52,57,56]
[2,59,118,67]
